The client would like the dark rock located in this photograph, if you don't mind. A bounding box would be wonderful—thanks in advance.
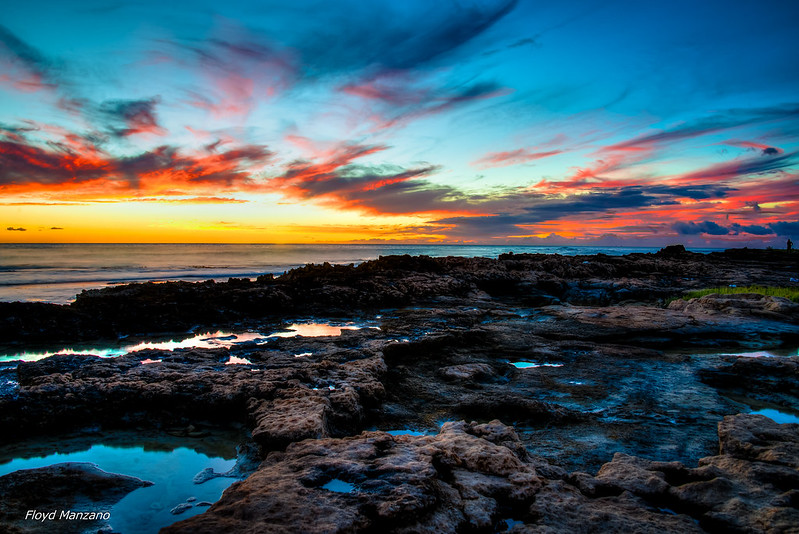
[657,244,687,256]
[0,462,151,534]
[438,363,495,381]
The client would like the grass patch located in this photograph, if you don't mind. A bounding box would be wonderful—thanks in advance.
[679,286,799,303]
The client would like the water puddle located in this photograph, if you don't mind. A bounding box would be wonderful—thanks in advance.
[384,429,427,436]
[0,331,262,363]
[0,434,245,534]
[0,320,378,363]
[498,518,524,531]
[750,408,799,425]
[321,478,355,493]
[509,361,564,369]
[721,350,782,358]
[224,356,253,365]
[268,322,362,338]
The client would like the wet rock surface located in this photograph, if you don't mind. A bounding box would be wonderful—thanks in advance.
[0,462,152,534]
[0,250,797,532]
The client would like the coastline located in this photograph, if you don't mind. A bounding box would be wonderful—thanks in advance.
[0,243,724,305]
[1,247,798,533]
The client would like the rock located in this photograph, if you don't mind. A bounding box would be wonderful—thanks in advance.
[716,413,799,467]
[192,468,217,485]
[668,293,799,323]
[438,363,495,381]
[0,350,386,443]
[0,462,152,534]
[699,356,799,408]
[657,244,687,256]
[163,421,541,534]
[249,391,331,448]
[548,415,799,534]
[170,503,194,515]
[528,480,704,533]
[2,249,797,343]
[164,413,799,533]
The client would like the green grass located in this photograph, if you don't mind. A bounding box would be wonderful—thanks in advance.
[679,286,799,303]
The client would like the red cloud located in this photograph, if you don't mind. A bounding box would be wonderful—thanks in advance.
[0,132,272,197]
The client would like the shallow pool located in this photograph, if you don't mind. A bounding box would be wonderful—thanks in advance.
[0,441,239,533]
[0,320,378,363]
[750,408,799,425]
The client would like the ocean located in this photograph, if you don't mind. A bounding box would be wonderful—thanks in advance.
[0,243,720,304]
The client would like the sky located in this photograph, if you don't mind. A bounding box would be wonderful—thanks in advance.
[1,0,798,246]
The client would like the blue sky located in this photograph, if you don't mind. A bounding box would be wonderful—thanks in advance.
[1,0,798,244]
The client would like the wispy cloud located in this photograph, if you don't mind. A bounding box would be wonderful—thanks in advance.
[0,24,61,92]
[472,148,562,169]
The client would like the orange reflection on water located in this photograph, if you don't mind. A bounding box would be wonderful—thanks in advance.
[269,323,361,338]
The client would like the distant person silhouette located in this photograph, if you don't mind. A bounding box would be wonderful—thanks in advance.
[788,238,793,251]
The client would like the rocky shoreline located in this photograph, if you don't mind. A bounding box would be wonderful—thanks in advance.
[1,247,798,533]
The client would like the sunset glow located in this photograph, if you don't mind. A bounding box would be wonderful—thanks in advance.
[2,0,797,246]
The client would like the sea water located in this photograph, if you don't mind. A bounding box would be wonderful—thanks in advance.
[0,243,716,304]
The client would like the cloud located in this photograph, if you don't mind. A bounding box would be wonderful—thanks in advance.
[670,220,799,238]
[768,221,799,236]
[0,138,110,185]
[432,186,685,237]
[297,0,518,74]
[729,223,771,235]
[0,134,272,193]
[163,24,299,118]
[0,24,61,92]
[49,226,64,230]
[6,226,26,231]
[644,184,737,200]
[671,220,730,235]
[724,139,784,155]
[342,74,512,131]
[606,103,799,152]
[677,151,798,182]
[472,148,563,169]
[98,98,165,137]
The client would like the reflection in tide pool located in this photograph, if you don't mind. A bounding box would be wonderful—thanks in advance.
[0,347,129,362]
[0,321,375,363]
[0,331,264,363]
[509,361,564,369]
[268,323,361,338]
[0,444,237,534]
[125,331,266,353]
[751,408,799,425]
[719,347,799,358]
[322,479,355,493]
[225,356,253,365]
[384,429,427,436]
